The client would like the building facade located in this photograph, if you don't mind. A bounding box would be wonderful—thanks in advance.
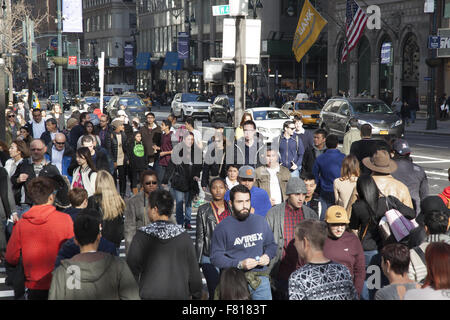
[327,0,446,115]
[136,0,327,98]
[82,0,137,93]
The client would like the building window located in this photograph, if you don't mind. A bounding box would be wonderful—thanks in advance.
[402,34,420,82]
[357,36,371,95]
[337,41,349,94]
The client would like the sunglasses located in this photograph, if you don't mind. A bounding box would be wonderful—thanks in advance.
[8,115,15,118]
[55,141,65,145]
[289,127,295,130]
[145,181,158,185]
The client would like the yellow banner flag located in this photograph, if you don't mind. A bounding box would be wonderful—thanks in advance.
[292,0,328,62]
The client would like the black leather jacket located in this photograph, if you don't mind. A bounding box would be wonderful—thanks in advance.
[195,200,232,263]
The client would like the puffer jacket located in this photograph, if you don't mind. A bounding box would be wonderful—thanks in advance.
[195,201,232,263]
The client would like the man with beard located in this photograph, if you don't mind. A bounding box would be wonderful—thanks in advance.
[210,184,278,300]
[265,177,318,299]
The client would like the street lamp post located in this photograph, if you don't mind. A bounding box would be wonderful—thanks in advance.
[57,0,63,109]
[90,40,98,91]
[426,0,438,130]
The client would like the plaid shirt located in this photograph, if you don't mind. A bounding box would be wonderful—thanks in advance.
[211,201,231,223]
[283,202,304,258]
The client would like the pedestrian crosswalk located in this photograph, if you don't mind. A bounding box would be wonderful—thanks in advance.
[0,202,203,300]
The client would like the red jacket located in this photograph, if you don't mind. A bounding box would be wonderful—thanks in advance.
[5,204,74,290]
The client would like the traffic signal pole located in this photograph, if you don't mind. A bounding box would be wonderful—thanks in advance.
[57,0,63,109]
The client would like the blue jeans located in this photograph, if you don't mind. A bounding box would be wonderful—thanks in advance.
[248,275,272,300]
[172,188,192,225]
[361,250,379,301]
[201,255,220,300]
[410,110,417,123]
[319,191,335,218]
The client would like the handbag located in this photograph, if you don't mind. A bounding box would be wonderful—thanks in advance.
[378,196,419,242]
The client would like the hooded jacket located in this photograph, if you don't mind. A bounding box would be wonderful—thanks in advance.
[5,204,74,290]
[126,220,203,300]
[49,252,140,300]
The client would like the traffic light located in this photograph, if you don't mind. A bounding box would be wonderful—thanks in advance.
[46,48,56,57]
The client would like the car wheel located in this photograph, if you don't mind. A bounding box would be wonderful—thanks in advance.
[322,123,329,133]
[210,113,216,123]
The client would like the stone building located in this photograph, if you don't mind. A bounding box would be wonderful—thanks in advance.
[326,0,437,112]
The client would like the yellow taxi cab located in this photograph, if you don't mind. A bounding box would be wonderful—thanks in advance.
[281,100,323,127]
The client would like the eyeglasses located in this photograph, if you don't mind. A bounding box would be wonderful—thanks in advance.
[8,115,15,118]
[54,141,65,145]
[289,127,295,130]
[145,181,158,185]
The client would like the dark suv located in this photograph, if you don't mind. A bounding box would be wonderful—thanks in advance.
[319,97,404,139]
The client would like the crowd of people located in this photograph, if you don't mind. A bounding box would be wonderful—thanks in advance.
[0,100,448,301]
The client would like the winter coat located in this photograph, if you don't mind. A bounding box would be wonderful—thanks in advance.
[5,204,74,290]
[126,220,203,300]
[162,144,202,195]
[49,252,140,300]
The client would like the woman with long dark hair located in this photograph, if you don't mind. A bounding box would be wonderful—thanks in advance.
[161,132,202,229]
[71,147,97,197]
[350,174,416,300]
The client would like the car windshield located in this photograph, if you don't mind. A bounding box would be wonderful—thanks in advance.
[182,93,201,102]
[353,102,394,114]
[252,110,289,120]
[119,98,143,107]
[295,102,321,111]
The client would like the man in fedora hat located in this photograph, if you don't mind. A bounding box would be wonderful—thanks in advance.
[347,149,413,215]
[265,176,318,299]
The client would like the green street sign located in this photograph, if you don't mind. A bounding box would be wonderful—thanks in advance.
[212,5,230,16]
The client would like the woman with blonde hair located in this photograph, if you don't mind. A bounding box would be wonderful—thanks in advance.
[234,112,253,140]
[87,170,125,249]
[333,154,360,209]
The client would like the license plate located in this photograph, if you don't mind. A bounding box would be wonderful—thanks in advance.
[380,130,389,135]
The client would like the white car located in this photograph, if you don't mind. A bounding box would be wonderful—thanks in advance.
[246,107,292,143]
[171,93,212,121]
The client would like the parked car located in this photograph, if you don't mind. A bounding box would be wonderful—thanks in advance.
[246,107,291,143]
[170,93,212,121]
[319,97,405,139]
[106,95,149,123]
[281,100,322,127]
[210,95,235,125]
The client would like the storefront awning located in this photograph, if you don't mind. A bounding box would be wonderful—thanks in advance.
[136,52,151,70]
[162,52,183,70]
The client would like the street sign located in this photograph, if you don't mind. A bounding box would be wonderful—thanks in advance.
[428,36,441,49]
[50,38,58,49]
[212,5,230,16]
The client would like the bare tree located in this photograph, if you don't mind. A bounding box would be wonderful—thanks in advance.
[2,0,48,102]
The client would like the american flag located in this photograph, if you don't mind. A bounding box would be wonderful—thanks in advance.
[340,0,368,63]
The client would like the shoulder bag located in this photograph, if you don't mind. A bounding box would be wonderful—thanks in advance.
[378,196,419,242]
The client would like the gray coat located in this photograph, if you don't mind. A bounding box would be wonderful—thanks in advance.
[265,202,318,279]
[123,191,176,254]
[392,158,428,215]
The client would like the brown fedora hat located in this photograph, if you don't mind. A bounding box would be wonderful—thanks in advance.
[362,150,398,174]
